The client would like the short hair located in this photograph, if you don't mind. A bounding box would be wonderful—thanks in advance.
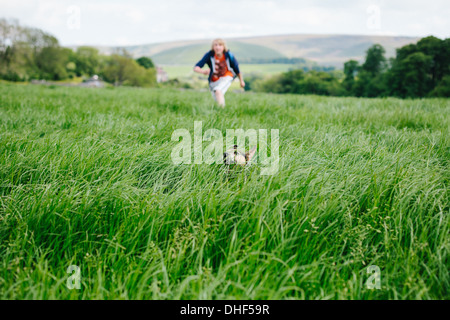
[211,38,228,52]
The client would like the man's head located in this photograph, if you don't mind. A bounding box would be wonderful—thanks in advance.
[211,38,228,56]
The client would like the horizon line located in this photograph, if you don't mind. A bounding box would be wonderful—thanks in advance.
[62,32,427,48]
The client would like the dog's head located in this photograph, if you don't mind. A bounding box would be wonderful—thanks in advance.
[223,145,257,166]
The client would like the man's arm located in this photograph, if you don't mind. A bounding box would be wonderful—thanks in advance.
[229,52,244,88]
[194,52,210,75]
[194,66,209,75]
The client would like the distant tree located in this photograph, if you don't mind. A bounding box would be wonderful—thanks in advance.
[396,43,417,61]
[416,36,450,86]
[136,56,155,69]
[299,71,344,95]
[101,54,130,85]
[401,52,433,97]
[386,37,450,97]
[35,46,71,80]
[125,62,156,87]
[429,75,450,97]
[353,44,388,97]
[72,46,100,76]
[253,69,304,93]
[101,54,156,87]
[387,51,433,98]
[362,44,387,76]
[279,69,305,93]
[252,74,284,93]
[242,73,263,91]
[0,19,41,80]
[343,60,359,94]
[253,69,345,96]
[299,72,326,95]
[66,61,76,78]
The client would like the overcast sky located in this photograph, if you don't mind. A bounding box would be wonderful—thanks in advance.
[1,0,449,46]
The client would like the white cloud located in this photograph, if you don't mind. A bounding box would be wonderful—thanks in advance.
[125,10,145,23]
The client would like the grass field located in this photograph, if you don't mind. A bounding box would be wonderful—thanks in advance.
[0,83,449,299]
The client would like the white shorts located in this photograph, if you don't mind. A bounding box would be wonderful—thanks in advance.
[209,76,234,100]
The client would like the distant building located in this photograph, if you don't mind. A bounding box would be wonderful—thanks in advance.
[80,75,105,88]
[156,67,169,83]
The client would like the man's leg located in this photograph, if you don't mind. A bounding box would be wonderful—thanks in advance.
[215,89,225,107]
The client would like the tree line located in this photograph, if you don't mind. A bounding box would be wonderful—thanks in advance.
[250,36,450,98]
[0,19,156,87]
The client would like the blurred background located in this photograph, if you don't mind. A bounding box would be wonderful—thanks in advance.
[1,0,449,96]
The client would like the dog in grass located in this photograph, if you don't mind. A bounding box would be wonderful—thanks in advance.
[223,145,257,166]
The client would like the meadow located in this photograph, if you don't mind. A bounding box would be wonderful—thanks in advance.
[0,83,448,299]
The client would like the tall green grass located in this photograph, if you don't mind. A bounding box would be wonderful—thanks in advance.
[0,83,448,299]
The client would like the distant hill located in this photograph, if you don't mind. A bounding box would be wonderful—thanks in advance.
[87,34,420,68]
[233,34,420,67]
[150,41,285,65]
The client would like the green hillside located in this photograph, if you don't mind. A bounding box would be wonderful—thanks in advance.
[236,34,419,66]
[151,41,285,65]
[111,34,419,68]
